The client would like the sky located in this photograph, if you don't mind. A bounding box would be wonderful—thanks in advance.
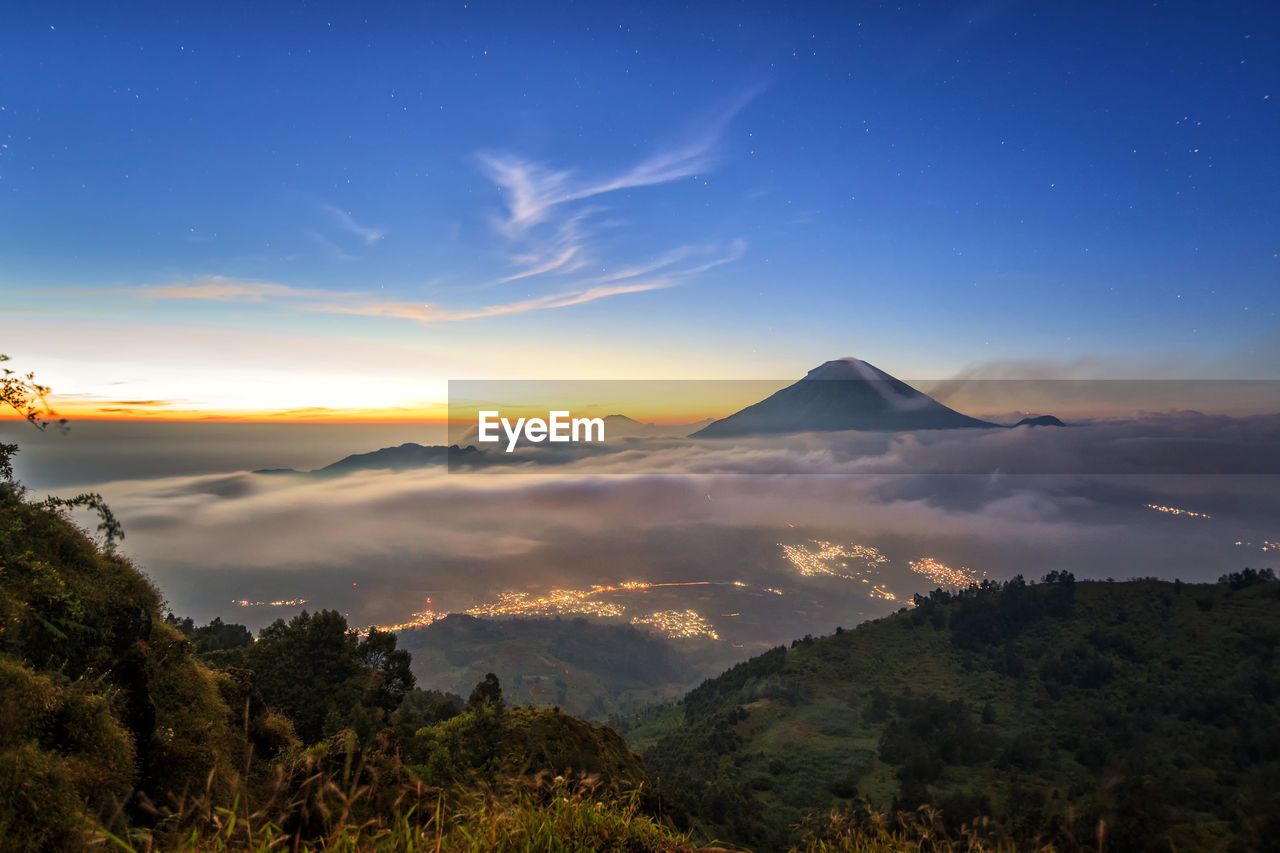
[2,0,1278,419]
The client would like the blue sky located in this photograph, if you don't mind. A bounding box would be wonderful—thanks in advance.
[2,0,1278,415]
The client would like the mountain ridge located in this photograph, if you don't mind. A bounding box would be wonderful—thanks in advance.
[254,443,483,475]
[693,357,1003,437]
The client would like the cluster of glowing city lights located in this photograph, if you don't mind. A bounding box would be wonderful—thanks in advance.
[1147,503,1211,518]
[779,540,987,600]
[778,540,899,600]
[907,558,982,589]
[466,589,626,619]
[365,580,734,639]
[631,609,720,640]
[1235,540,1280,552]
[778,540,888,580]
[461,581,670,619]
[233,597,308,608]
[265,541,995,640]
[377,608,444,633]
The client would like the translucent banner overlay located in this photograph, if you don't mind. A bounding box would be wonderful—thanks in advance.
[445,379,1280,475]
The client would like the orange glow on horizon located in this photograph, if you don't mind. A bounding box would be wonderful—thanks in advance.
[17,387,744,425]
[16,379,1268,425]
[5,397,728,426]
[4,395,452,424]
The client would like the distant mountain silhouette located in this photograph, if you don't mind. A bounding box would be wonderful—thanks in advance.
[255,443,482,475]
[255,360,1061,472]
[692,358,999,437]
[1012,414,1066,427]
[597,414,717,438]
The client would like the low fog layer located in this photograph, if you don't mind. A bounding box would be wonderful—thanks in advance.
[15,415,1278,650]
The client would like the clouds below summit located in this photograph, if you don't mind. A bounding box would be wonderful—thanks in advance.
[29,414,1278,638]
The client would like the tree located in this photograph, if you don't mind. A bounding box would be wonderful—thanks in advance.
[467,672,503,711]
[245,610,360,743]
[356,628,415,713]
[2,354,61,481]
[1,354,64,429]
[166,614,254,653]
[242,610,416,744]
[414,674,507,786]
[1,356,123,551]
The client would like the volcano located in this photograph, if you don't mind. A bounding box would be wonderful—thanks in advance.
[691,358,999,438]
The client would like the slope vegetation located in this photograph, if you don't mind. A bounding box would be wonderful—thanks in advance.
[0,471,293,849]
[640,573,1280,851]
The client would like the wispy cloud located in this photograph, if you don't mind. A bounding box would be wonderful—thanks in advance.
[137,275,664,324]
[316,238,746,323]
[137,93,757,325]
[313,280,678,324]
[497,245,584,284]
[136,237,743,326]
[321,204,386,246]
[140,278,338,302]
[475,86,759,295]
[306,229,357,261]
[480,86,761,236]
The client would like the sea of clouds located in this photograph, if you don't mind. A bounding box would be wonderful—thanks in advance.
[10,413,1276,647]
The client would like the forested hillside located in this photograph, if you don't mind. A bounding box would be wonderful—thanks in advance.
[638,572,1280,851]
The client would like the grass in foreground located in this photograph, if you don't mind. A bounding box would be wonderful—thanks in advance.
[100,775,695,853]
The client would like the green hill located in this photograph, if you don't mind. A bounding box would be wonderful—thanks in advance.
[0,458,295,849]
[638,572,1280,851]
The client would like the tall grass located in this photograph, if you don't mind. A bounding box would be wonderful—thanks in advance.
[92,765,1081,853]
[89,757,1066,852]
[94,760,694,853]
[792,803,1059,853]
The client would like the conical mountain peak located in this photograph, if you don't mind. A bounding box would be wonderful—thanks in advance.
[801,358,894,382]
[692,358,997,437]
